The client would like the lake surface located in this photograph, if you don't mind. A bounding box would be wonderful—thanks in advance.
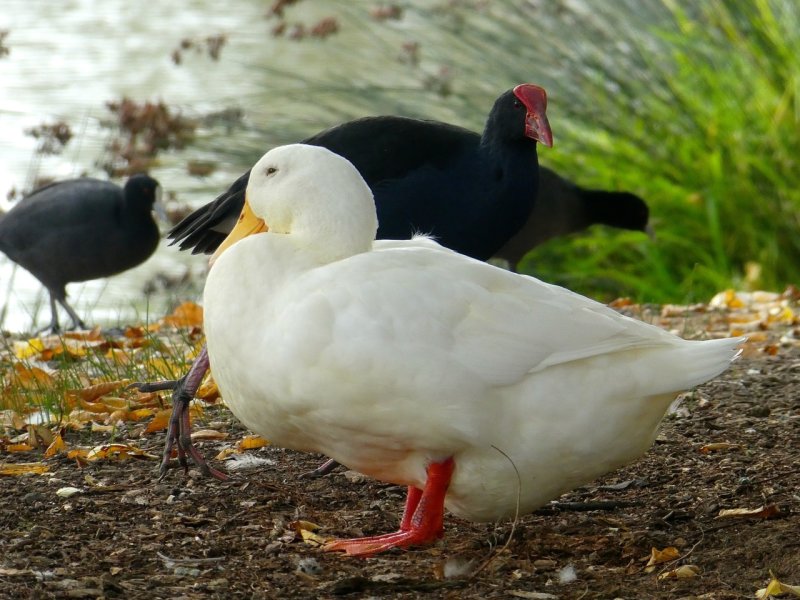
[0,0,658,332]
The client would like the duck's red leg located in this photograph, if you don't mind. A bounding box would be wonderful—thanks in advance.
[324,457,455,557]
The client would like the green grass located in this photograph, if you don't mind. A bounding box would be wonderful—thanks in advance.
[206,0,799,303]
[537,0,800,302]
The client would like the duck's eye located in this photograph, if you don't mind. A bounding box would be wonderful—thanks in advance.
[265,166,278,176]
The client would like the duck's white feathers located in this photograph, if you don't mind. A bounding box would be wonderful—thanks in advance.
[205,232,742,521]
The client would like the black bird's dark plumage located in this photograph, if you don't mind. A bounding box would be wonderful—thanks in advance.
[0,174,161,331]
[494,168,650,268]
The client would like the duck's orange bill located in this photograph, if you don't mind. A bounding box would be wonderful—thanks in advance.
[210,199,268,265]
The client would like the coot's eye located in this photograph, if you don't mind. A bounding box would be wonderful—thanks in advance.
[513,99,523,109]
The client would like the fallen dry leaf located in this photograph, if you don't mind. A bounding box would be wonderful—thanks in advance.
[238,434,270,450]
[215,447,239,461]
[196,379,220,402]
[756,573,800,598]
[191,429,227,441]
[44,432,66,457]
[27,424,54,448]
[699,442,740,454]
[290,520,329,547]
[10,364,54,389]
[144,409,173,433]
[0,462,50,475]
[717,505,781,520]
[657,564,701,580]
[5,443,35,453]
[644,546,680,572]
[85,443,158,462]
[161,301,204,328]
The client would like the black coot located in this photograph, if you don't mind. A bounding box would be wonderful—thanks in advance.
[0,174,161,331]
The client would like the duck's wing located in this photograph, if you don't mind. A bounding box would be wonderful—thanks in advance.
[307,246,679,389]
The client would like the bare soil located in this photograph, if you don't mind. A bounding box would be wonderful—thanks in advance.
[1,304,798,599]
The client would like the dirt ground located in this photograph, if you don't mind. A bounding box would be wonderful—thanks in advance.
[1,300,799,599]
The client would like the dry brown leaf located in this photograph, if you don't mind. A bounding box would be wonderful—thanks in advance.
[644,546,681,572]
[27,424,53,448]
[144,409,173,433]
[105,348,133,365]
[132,391,162,406]
[0,462,50,475]
[196,379,220,402]
[238,434,270,450]
[44,432,66,457]
[67,448,90,460]
[657,564,701,580]
[5,443,35,453]
[699,442,740,454]
[0,410,26,430]
[105,409,129,423]
[11,364,54,389]
[214,447,239,461]
[127,408,156,421]
[717,505,781,520]
[90,422,116,432]
[86,443,158,461]
[74,381,129,402]
[161,301,204,328]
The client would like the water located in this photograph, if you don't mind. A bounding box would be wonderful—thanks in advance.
[0,0,661,332]
[0,0,288,332]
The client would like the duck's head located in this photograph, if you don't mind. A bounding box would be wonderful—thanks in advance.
[211,144,378,265]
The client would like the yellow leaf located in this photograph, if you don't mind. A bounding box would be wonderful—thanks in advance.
[44,433,66,458]
[238,434,270,450]
[196,379,220,403]
[13,338,45,359]
[67,448,90,460]
[90,423,116,432]
[128,408,157,421]
[5,443,35,453]
[717,505,781,520]
[94,396,130,410]
[215,447,239,460]
[144,409,173,433]
[105,348,132,365]
[105,409,129,424]
[644,546,680,572]
[161,301,204,328]
[12,364,54,389]
[0,462,50,475]
[86,443,158,461]
[290,520,329,547]
[755,574,800,598]
[657,565,701,580]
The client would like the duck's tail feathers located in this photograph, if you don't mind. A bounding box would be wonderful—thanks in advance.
[677,336,746,391]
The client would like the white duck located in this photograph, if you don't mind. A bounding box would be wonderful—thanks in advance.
[203,144,744,557]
